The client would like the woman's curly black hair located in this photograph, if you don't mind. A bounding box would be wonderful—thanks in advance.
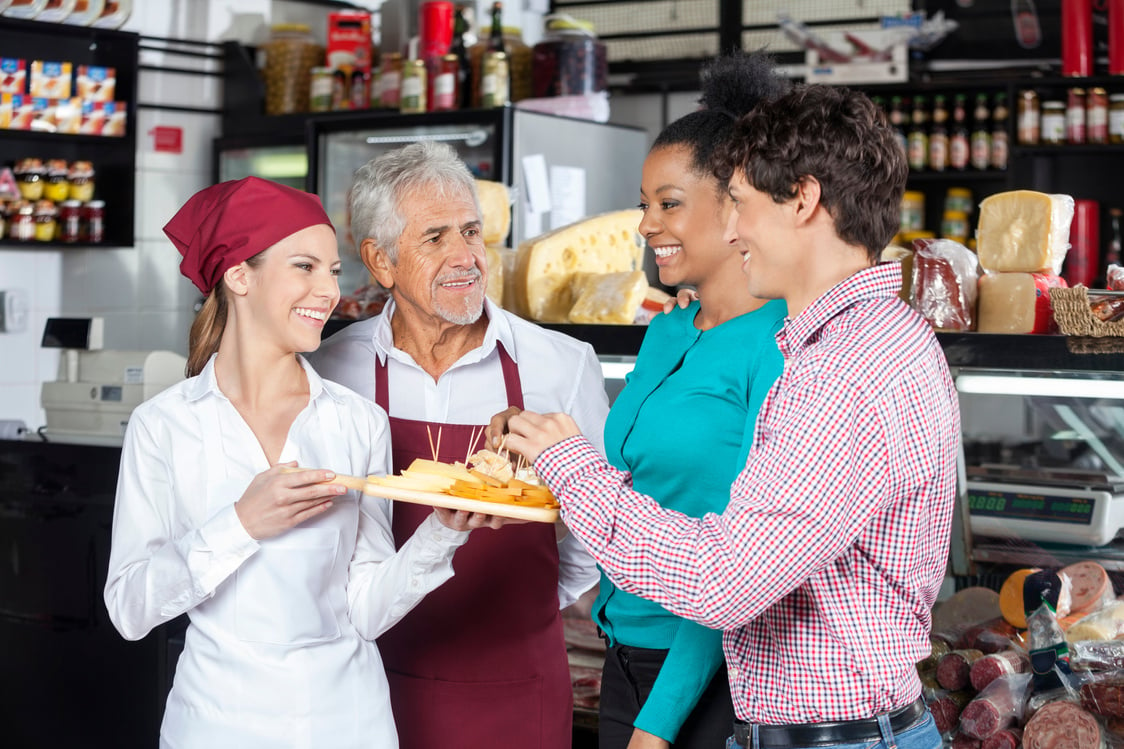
[651,50,790,180]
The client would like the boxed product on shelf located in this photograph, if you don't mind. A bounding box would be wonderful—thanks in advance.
[29,61,74,99]
[76,65,116,102]
[28,98,83,134]
[327,11,373,75]
[0,58,25,94]
[1,93,34,130]
[78,100,126,136]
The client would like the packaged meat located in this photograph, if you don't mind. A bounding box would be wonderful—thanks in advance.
[1107,264,1124,291]
[1079,673,1124,718]
[1067,602,1124,644]
[919,637,953,672]
[1063,562,1116,615]
[971,649,1031,692]
[960,618,1022,655]
[1071,640,1124,671]
[1026,597,1074,694]
[1022,700,1104,749]
[981,727,1022,749]
[960,672,1033,740]
[951,732,983,749]
[938,649,987,691]
[911,237,981,331]
[928,690,974,734]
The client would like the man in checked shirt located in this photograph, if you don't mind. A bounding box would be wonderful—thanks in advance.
[505,84,959,749]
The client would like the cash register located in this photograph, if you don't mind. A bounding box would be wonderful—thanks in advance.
[38,317,186,445]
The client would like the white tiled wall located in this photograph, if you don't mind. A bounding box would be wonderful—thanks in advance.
[0,0,278,431]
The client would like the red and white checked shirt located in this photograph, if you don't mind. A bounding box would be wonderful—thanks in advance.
[537,262,960,724]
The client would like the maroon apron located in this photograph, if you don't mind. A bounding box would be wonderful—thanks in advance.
[375,343,572,749]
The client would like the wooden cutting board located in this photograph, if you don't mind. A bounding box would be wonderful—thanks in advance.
[362,483,561,523]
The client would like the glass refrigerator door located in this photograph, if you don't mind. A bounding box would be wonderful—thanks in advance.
[314,111,507,296]
[216,142,309,191]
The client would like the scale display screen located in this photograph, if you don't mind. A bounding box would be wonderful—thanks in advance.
[968,488,1094,525]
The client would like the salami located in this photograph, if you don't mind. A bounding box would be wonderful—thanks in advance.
[970,649,1031,692]
[1071,640,1124,671]
[1063,562,1115,614]
[960,673,1032,740]
[929,690,973,734]
[1080,675,1124,719]
[981,727,1022,749]
[960,618,1021,654]
[952,732,983,749]
[919,637,953,671]
[938,649,986,691]
[1023,701,1103,749]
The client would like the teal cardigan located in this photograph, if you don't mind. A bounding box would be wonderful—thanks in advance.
[595,299,786,742]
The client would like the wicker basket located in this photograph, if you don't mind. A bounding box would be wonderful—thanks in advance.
[1050,286,1124,337]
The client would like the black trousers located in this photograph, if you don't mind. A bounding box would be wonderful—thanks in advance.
[598,643,735,749]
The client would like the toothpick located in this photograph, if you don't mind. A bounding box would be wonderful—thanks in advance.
[497,433,509,461]
[427,425,437,462]
[465,425,480,465]
[435,426,442,461]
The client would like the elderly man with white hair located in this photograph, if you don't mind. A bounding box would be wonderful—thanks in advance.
[309,141,606,749]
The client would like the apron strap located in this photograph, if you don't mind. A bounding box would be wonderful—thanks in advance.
[374,340,524,414]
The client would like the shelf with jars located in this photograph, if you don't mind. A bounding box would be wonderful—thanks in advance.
[0,16,137,249]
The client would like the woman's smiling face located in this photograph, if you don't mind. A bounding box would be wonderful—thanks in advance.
[638,145,738,289]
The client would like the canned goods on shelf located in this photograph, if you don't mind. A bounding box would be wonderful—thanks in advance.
[1018,89,1040,144]
[432,54,460,111]
[480,51,510,108]
[309,66,334,112]
[1067,88,1086,144]
[1040,101,1066,144]
[901,190,925,234]
[1088,87,1108,144]
[400,59,427,113]
[1110,94,1124,144]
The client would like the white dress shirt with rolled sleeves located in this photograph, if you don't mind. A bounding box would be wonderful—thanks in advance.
[103,355,468,749]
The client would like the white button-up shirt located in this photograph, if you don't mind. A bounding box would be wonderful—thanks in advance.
[104,355,469,749]
[309,298,607,607]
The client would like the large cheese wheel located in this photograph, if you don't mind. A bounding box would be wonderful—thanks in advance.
[976,191,1075,273]
[999,568,1039,629]
[475,179,511,245]
[977,272,1067,334]
[568,270,648,324]
[513,210,645,322]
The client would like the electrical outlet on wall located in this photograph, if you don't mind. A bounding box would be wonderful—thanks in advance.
[0,289,29,334]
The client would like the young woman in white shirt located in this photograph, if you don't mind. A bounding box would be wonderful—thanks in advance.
[103,176,499,749]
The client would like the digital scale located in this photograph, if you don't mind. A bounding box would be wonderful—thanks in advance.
[966,465,1124,547]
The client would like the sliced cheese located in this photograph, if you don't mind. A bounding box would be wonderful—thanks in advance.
[485,245,505,307]
[514,209,645,322]
[475,179,511,245]
[977,272,1067,334]
[1066,601,1124,643]
[568,270,649,324]
[881,244,914,303]
[976,190,1075,273]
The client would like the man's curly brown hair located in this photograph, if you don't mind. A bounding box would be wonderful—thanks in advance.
[713,85,907,264]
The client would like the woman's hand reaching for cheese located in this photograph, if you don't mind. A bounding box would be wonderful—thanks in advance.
[504,411,582,465]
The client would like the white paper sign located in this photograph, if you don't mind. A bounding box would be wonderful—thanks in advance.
[521,154,552,215]
[549,166,586,229]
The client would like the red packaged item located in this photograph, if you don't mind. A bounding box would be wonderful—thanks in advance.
[418,1,454,58]
[1080,673,1124,719]
[1064,199,1100,287]
[959,617,1022,654]
[911,237,980,331]
[0,58,25,95]
[928,690,973,734]
[970,649,1031,692]
[1112,0,1124,75]
[327,11,373,75]
[1022,700,1102,749]
[977,272,1067,334]
[981,727,1021,749]
[959,672,1032,740]
[1062,0,1094,77]
[937,649,985,691]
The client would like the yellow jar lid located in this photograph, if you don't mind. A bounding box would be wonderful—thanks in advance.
[903,190,925,201]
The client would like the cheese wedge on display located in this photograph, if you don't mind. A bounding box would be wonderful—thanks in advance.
[475,179,511,245]
[568,270,649,324]
[976,191,1075,274]
[977,272,1067,333]
[485,245,505,307]
[514,209,645,322]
